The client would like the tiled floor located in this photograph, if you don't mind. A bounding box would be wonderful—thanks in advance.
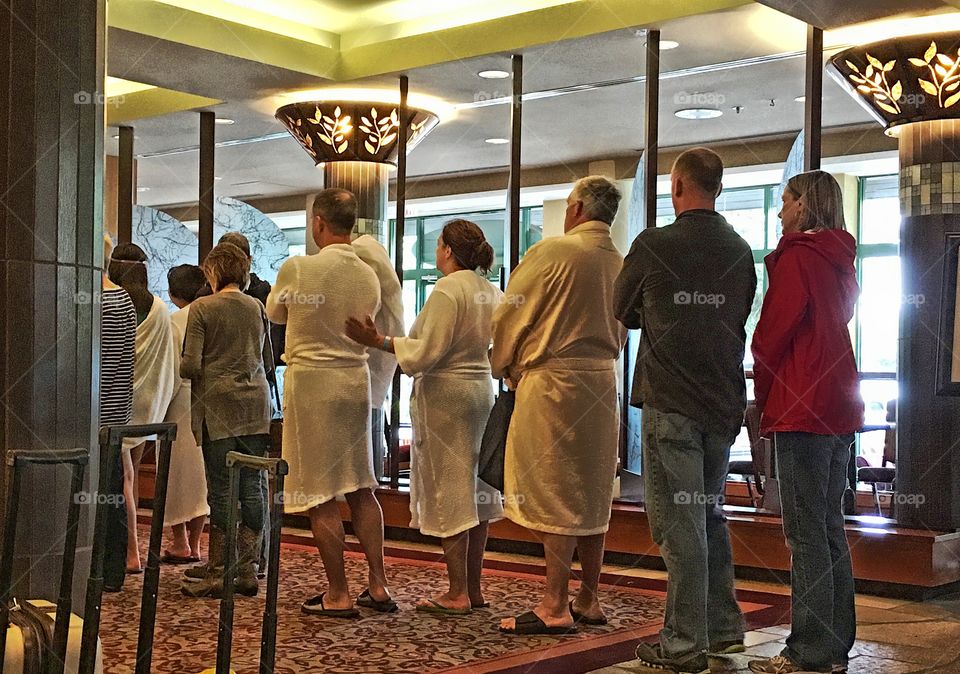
[589,586,960,674]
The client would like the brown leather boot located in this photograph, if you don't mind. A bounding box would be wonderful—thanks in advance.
[181,526,225,598]
[235,525,260,597]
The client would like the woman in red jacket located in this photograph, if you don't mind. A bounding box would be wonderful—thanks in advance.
[748,171,864,674]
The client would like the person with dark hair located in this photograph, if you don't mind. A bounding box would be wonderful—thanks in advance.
[195,232,272,304]
[493,176,626,635]
[160,265,209,567]
[615,148,756,672]
[99,234,136,592]
[180,243,274,598]
[346,218,501,615]
[267,187,393,618]
[747,171,863,674]
[108,242,177,575]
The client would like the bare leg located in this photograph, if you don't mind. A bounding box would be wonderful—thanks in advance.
[167,523,191,558]
[500,533,576,630]
[467,521,490,607]
[417,531,469,611]
[343,489,391,602]
[307,500,352,610]
[188,516,206,559]
[121,446,141,571]
[572,533,606,621]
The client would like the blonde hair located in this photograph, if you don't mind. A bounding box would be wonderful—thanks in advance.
[785,170,846,232]
[202,243,250,291]
[103,233,114,265]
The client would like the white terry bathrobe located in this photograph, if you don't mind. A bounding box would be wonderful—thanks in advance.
[351,235,405,408]
[491,221,626,536]
[124,295,177,451]
[393,270,503,538]
[267,245,381,512]
[162,305,210,527]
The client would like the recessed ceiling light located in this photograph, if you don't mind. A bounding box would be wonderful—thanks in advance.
[478,70,510,79]
[485,137,510,144]
[675,108,723,120]
[660,40,680,50]
[214,176,223,181]
[136,187,150,192]
[794,95,806,103]
[215,118,235,125]
[111,134,138,140]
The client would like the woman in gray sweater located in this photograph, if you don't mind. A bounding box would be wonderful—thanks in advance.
[180,242,274,598]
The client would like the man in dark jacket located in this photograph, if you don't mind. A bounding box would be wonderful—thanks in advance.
[614,148,757,673]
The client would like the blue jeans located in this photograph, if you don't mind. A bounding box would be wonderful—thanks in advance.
[642,406,744,659]
[201,428,269,533]
[776,432,856,670]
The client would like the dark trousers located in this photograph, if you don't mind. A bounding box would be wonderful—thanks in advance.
[201,427,269,533]
[776,432,857,670]
[103,450,127,589]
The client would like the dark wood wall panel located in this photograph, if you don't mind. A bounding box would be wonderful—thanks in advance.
[0,0,105,601]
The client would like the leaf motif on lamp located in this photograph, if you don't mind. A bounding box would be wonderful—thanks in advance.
[829,33,960,134]
[276,100,438,166]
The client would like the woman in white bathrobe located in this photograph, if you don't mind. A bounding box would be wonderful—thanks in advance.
[347,219,503,614]
[109,243,177,573]
[161,265,210,563]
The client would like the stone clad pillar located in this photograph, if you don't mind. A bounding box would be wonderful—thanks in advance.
[321,161,392,479]
[894,121,960,530]
[0,0,106,599]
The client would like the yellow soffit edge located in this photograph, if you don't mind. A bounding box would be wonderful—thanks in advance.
[107,0,341,79]
[107,86,222,125]
[107,0,750,82]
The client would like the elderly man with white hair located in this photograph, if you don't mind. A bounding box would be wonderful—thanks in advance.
[492,175,627,635]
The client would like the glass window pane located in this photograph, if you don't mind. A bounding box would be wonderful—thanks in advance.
[860,176,900,244]
[525,207,543,251]
[402,233,418,271]
[744,263,765,369]
[859,256,900,373]
[716,187,766,248]
[421,212,505,277]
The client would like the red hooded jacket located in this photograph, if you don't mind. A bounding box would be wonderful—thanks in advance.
[751,229,865,436]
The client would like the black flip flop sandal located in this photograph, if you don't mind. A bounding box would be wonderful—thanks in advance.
[499,611,578,635]
[356,588,399,613]
[569,600,608,625]
[301,592,361,619]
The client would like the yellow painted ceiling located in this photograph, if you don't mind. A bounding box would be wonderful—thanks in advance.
[109,0,751,81]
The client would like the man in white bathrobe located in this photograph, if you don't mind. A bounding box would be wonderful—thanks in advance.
[267,188,395,617]
[492,176,626,635]
[351,235,405,480]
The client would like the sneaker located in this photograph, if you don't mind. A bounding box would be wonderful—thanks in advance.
[635,642,709,673]
[748,655,831,673]
[707,639,746,655]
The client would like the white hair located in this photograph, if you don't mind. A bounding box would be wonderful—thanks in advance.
[571,175,622,224]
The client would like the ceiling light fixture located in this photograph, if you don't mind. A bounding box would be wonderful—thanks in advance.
[478,70,510,79]
[484,138,510,144]
[674,108,722,120]
[660,40,680,50]
[794,95,806,103]
[136,187,150,192]
[215,118,235,125]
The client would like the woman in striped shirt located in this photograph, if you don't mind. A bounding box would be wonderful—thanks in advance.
[100,234,136,591]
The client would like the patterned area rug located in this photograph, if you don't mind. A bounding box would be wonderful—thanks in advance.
[100,530,786,673]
